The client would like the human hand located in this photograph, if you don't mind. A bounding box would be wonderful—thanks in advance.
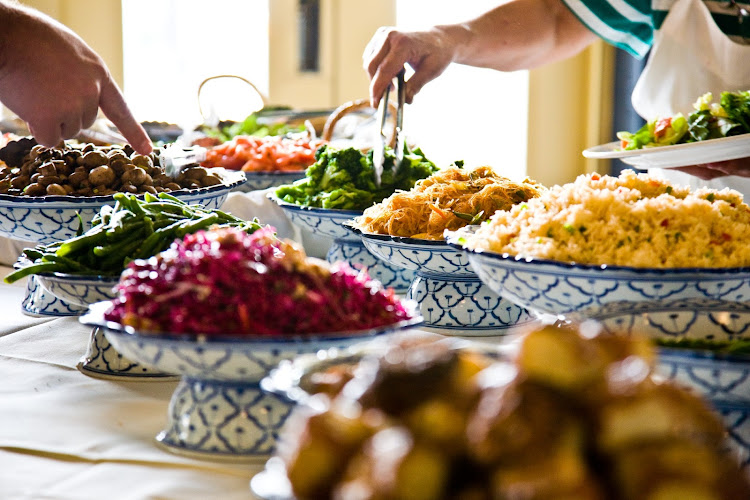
[362,26,457,108]
[0,4,152,154]
[673,156,750,180]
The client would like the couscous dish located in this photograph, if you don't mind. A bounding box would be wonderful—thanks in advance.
[464,170,750,268]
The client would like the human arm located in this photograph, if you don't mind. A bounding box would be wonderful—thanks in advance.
[0,1,151,154]
[363,0,597,107]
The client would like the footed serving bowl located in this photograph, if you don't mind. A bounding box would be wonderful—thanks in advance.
[0,169,246,245]
[349,227,534,336]
[80,301,422,461]
[234,171,306,192]
[8,171,245,317]
[24,270,173,379]
[267,194,414,293]
[450,238,750,321]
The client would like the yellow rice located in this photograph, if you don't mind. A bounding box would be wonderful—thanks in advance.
[464,169,750,268]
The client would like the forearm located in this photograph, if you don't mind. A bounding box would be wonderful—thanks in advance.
[438,0,597,71]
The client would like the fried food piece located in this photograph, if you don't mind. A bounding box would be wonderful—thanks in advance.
[595,381,726,453]
[357,338,459,416]
[334,427,450,500]
[279,397,387,499]
[515,322,655,402]
[610,440,750,500]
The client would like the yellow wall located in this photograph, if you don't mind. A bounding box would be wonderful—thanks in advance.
[21,0,614,184]
[527,40,615,186]
[22,0,124,88]
[268,0,395,107]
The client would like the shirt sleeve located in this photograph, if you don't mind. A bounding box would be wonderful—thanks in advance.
[560,0,656,58]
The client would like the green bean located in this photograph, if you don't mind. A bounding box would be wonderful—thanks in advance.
[100,238,145,271]
[56,228,106,257]
[43,254,96,273]
[22,248,45,261]
[4,261,66,283]
[105,220,147,242]
[175,214,220,237]
[134,220,183,259]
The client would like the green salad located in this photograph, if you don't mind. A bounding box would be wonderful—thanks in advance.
[275,144,438,211]
[617,90,750,150]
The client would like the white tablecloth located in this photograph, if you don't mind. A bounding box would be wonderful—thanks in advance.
[0,266,265,499]
[0,191,339,499]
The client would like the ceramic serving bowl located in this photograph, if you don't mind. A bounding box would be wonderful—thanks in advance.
[267,193,414,293]
[18,267,173,379]
[0,169,246,244]
[347,226,533,336]
[234,171,306,192]
[10,170,245,316]
[449,235,750,321]
[566,298,750,467]
[80,301,423,461]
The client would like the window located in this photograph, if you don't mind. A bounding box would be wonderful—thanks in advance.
[396,0,528,179]
[122,0,269,128]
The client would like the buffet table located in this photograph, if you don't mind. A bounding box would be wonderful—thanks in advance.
[0,265,269,499]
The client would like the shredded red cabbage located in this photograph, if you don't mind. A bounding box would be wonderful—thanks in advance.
[103,226,411,336]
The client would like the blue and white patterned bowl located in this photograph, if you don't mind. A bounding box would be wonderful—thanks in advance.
[23,270,173,379]
[79,300,423,461]
[566,299,750,466]
[234,171,306,192]
[449,238,750,321]
[348,227,533,336]
[35,272,119,309]
[0,169,246,245]
[267,193,414,293]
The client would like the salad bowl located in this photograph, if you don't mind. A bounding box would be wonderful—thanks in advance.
[348,226,533,336]
[267,193,414,293]
[80,301,423,461]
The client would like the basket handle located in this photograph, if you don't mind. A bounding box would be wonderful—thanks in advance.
[197,75,267,124]
[321,98,398,148]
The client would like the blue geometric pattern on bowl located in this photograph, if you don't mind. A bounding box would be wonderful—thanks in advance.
[351,229,534,336]
[0,169,245,244]
[22,275,84,316]
[79,301,423,460]
[36,272,119,308]
[234,171,306,192]
[29,271,173,378]
[570,298,750,466]
[267,193,414,293]
[79,327,177,379]
[452,242,750,319]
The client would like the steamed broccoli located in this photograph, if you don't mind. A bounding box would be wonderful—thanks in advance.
[275,144,438,211]
[276,145,437,211]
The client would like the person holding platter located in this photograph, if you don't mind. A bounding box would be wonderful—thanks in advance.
[363,0,750,191]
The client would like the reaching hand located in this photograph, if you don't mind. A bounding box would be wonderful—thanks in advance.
[0,3,152,154]
[363,26,457,109]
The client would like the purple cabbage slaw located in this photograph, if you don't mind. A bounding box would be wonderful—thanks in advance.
[103,226,412,336]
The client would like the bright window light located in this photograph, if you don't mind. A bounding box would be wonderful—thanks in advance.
[122,0,269,129]
[396,0,529,179]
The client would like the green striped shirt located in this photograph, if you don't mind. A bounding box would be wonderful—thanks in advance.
[562,0,750,58]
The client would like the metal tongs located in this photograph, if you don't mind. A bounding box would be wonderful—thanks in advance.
[372,68,406,186]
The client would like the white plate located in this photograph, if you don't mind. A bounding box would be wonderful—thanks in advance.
[582,134,750,169]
